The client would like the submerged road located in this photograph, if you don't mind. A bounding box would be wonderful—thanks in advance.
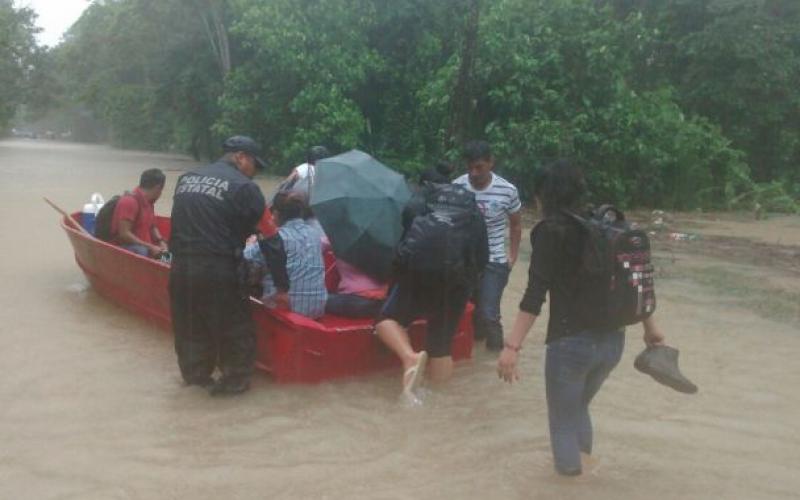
[1,139,798,499]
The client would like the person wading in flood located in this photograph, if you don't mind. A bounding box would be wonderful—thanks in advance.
[169,135,290,396]
[376,182,488,403]
[453,141,522,351]
[497,160,666,476]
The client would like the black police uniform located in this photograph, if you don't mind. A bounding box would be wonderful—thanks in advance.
[169,158,288,388]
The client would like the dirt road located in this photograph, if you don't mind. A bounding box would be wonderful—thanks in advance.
[1,139,798,499]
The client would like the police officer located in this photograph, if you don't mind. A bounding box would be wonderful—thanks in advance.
[169,135,289,396]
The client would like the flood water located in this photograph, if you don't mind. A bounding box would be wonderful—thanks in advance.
[1,139,798,499]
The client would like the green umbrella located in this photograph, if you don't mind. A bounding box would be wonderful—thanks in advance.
[310,150,412,281]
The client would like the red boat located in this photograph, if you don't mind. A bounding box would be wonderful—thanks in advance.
[59,212,474,383]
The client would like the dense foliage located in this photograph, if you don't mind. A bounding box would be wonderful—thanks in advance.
[8,0,800,210]
[0,0,40,129]
[52,0,223,153]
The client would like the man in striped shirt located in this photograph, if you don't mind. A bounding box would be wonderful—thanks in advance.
[453,141,522,351]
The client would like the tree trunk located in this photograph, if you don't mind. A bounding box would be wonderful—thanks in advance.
[194,0,231,77]
[448,0,481,149]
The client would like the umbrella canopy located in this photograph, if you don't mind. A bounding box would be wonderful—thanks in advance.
[310,150,412,281]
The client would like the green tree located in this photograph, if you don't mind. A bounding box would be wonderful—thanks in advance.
[438,0,751,208]
[37,0,798,209]
[215,0,382,170]
[677,1,800,184]
[604,0,800,197]
[57,0,224,154]
[0,0,39,130]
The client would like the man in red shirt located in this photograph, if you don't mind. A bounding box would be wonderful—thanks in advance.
[111,168,168,257]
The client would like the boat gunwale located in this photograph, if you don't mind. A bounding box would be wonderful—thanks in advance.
[60,213,383,333]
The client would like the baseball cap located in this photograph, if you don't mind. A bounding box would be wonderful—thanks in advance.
[222,135,267,170]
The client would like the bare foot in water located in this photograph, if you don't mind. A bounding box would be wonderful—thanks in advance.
[580,452,601,475]
[552,454,600,482]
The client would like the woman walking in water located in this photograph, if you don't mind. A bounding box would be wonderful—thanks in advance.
[496,160,665,476]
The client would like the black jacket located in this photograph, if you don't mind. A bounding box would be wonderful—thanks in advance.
[519,214,608,343]
[170,159,289,290]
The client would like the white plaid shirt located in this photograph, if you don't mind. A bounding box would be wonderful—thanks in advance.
[244,218,327,319]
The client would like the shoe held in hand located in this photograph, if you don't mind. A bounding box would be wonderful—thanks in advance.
[634,345,698,394]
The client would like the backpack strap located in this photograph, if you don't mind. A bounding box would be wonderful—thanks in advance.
[119,190,140,218]
[559,209,589,227]
[595,204,625,222]
[559,208,608,276]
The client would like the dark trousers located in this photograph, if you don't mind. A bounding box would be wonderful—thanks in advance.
[325,293,383,318]
[472,262,511,344]
[545,329,625,475]
[169,255,256,384]
[379,274,471,358]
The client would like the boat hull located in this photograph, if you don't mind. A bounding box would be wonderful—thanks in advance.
[60,213,473,383]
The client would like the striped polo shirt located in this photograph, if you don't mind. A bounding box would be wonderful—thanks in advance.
[453,173,521,264]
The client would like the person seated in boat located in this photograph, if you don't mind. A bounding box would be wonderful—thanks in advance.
[322,240,388,318]
[244,192,327,319]
[110,168,168,258]
[283,145,330,195]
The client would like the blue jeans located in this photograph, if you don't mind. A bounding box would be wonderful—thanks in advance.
[545,329,625,475]
[122,244,149,257]
[473,262,510,342]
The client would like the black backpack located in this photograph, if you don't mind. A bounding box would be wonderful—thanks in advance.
[396,183,488,282]
[566,205,656,328]
[94,192,130,242]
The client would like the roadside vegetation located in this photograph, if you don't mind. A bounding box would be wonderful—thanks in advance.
[2,0,799,212]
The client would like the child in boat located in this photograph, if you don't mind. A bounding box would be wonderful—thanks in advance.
[244,192,327,319]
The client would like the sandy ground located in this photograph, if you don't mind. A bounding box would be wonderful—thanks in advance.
[1,139,799,499]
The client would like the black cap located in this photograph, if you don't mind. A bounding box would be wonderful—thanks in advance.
[222,135,267,170]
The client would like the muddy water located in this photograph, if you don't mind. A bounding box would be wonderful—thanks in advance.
[1,139,799,499]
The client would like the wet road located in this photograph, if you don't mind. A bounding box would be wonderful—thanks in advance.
[1,139,798,499]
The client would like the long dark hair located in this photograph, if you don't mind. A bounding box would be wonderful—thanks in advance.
[531,159,587,217]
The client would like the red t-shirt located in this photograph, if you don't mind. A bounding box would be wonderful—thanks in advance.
[111,187,156,245]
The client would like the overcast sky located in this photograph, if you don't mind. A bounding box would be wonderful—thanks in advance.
[18,0,90,47]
